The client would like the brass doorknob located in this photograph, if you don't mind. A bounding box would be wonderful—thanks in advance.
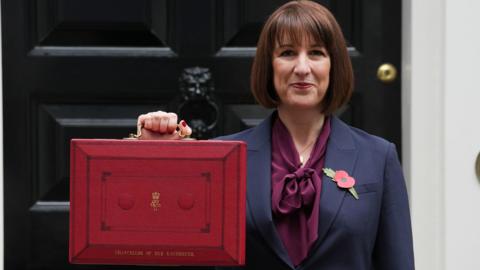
[377,63,397,83]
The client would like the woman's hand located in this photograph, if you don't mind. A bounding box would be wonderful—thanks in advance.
[136,111,192,140]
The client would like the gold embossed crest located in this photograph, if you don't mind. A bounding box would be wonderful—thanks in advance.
[150,192,161,211]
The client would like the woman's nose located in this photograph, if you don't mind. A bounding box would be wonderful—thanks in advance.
[293,53,311,76]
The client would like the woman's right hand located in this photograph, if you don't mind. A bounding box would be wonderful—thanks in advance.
[136,111,192,140]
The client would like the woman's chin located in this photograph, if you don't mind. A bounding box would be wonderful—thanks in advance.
[280,102,321,111]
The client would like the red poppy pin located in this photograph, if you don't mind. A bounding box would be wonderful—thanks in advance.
[322,168,359,199]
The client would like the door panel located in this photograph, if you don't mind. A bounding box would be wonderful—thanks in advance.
[2,0,400,269]
[31,0,174,56]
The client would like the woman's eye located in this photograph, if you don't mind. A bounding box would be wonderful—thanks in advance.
[310,50,325,56]
[279,50,295,57]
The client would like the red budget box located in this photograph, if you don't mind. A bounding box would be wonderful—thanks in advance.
[69,139,246,266]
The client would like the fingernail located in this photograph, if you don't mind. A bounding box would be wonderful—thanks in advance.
[181,120,187,127]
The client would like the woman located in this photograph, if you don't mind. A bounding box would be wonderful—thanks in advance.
[137,1,414,269]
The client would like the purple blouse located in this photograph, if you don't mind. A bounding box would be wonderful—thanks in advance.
[271,116,331,266]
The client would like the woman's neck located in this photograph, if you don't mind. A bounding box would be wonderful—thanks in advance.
[277,106,325,150]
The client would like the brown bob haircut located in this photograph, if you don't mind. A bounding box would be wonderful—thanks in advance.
[251,0,353,115]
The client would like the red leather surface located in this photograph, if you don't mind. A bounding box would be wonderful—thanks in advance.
[69,139,246,266]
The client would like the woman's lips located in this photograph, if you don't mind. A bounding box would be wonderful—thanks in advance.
[291,82,314,89]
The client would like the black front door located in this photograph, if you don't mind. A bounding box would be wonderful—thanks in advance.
[2,0,401,269]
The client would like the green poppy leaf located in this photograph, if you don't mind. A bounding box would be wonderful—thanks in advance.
[349,187,359,200]
[322,168,336,178]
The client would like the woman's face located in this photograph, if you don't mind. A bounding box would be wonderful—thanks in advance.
[272,37,331,111]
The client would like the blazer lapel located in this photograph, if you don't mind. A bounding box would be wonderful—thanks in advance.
[244,113,294,269]
[303,116,359,267]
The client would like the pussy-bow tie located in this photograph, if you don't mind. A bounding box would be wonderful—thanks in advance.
[274,167,319,215]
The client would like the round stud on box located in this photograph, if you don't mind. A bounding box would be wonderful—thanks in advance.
[118,193,135,210]
[177,193,195,210]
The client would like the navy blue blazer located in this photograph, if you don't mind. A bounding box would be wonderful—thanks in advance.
[217,113,414,270]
